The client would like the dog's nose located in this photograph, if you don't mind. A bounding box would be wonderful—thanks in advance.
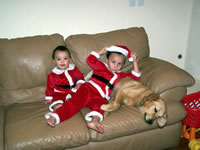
[145,119,153,124]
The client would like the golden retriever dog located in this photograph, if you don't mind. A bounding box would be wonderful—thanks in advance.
[101,77,167,128]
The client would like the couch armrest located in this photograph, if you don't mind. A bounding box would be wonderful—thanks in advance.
[139,57,195,94]
[0,105,5,150]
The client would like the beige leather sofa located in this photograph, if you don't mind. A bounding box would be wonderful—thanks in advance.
[0,27,195,150]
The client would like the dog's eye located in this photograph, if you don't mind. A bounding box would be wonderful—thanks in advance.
[154,108,158,113]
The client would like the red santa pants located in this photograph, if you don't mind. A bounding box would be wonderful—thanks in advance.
[54,82,109,123]
[48,91,74,112]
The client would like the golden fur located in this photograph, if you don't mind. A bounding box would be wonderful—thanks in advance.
[101,77,167,128]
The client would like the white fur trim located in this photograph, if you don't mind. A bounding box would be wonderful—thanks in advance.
[67,64,75,70]
[45,96,53,101]
[71,80,85,93]
[105,73,117,100]
[64,70,73,87]
[65,94,72,101]
[52,67,65,74]
[77,80,85,84]
[49,100,63,112]
[52,64,75,74]
[54,89,63,92]
[131,70,141,77]
[129,57,134,62]
[71,88,77,93]
[85,111,103,122]
[91,51,100,58]
[64,64,78,92]
[88,80,105,98]
[106,46,128,57]
[44,112,60,125]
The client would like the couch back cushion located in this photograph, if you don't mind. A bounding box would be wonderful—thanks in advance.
[65,27,150,76]
[0,34,65,105]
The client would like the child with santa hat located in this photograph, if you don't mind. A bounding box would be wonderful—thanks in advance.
[44,45,85,112]
[45,45,141,133]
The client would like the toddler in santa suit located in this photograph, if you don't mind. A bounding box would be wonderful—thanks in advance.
[44,45,85,112]
[45,45,141,133]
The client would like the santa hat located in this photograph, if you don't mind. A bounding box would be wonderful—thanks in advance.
[106,45,133,62]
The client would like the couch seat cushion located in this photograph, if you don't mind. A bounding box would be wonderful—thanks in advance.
[81,101,186,142]
[5,101,90,150]
[0,105,5,150]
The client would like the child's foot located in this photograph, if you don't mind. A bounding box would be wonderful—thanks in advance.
[87,117,104,134]
[47,116,56,127]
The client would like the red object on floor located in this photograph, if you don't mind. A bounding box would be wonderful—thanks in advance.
[181,91,200,141]
[182,91,200,128]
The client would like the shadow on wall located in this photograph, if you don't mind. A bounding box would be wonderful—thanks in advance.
[187,79,200,94]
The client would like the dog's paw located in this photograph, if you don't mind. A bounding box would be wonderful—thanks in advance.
[101,104,107,111]
[157,116,167,128]
[101,103,120,112]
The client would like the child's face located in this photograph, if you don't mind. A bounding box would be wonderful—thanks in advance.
[53,50,70,70]
[106,53,125,73]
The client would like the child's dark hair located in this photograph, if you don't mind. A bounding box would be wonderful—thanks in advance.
[106,51,126,63]
[52,45,71,59]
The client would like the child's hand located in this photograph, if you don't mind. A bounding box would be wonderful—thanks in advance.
[75,83,82,90]
[131,51,140,73]
[131,51,138,62]
[44,100,51,104]
[98,47,108,56]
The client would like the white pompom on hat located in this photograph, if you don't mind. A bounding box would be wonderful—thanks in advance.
[106,45,133,62]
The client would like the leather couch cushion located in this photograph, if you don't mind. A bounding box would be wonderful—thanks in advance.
[0,34,65,105]
[65,27,150,76]
[4,101,90,150]
[0,106,5,150]
[81,101,186,142]
[138,57,195,94]
[72,122,182,150]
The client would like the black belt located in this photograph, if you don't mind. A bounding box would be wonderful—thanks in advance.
[91,74,114,90]
[56,79,77,89]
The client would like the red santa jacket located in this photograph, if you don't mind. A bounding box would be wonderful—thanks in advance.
[45,64,84,101]
[87,51,141,100]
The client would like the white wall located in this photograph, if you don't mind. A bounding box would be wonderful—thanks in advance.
[184,0,200,80]
[0,0,193,69]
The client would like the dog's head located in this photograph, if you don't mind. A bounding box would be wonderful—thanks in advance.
[138,94,167,128]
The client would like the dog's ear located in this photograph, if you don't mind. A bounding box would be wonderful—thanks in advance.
[156,113,167,128]
[148,93,160,102]
[138,94,151,107]
[139,94,160,106]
